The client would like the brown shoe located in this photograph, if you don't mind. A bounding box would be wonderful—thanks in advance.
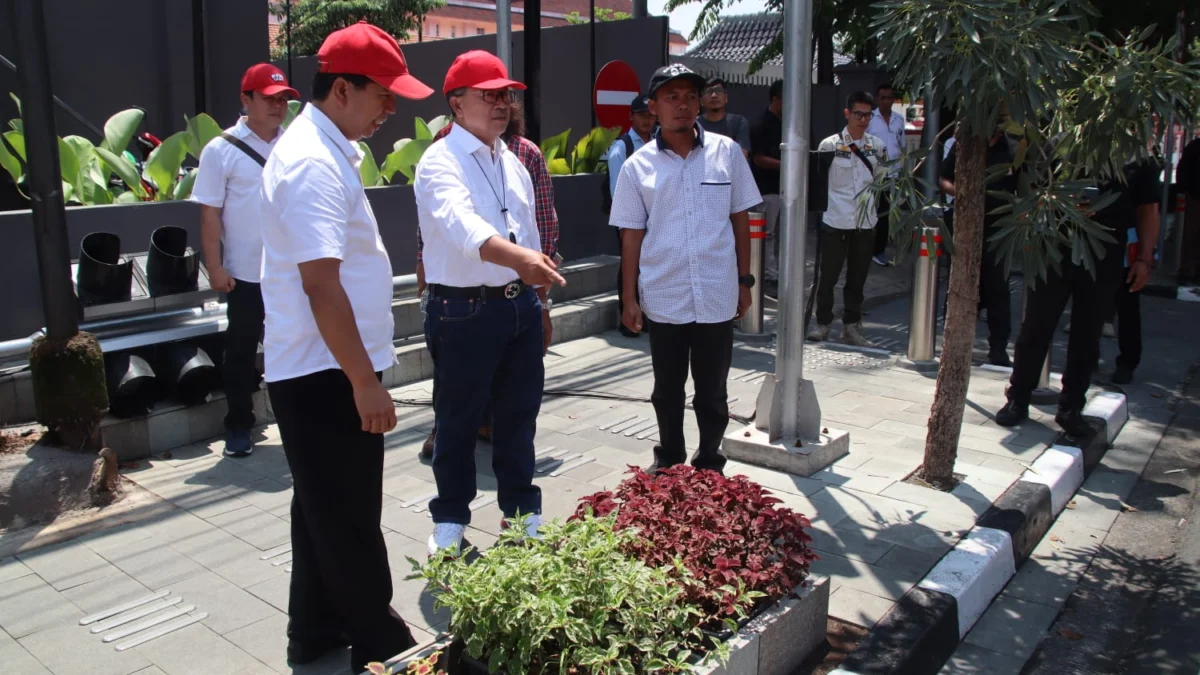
[420,429,435,460]
[478,426,492,442]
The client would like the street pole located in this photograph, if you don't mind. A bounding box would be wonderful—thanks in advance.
[284,0,293,83]
[922,85,940,199]
[496,0,512,73]
[632,0,648,19]
[9,0,78,340]
[589,0,597,128]
[523,0,542,142]
[191,0,207,115]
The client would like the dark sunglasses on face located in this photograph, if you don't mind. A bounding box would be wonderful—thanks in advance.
[478,89,517,105]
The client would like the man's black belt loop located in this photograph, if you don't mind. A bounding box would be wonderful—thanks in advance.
[430,281,527,301]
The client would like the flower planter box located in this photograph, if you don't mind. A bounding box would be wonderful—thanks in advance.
[447,577,830,675]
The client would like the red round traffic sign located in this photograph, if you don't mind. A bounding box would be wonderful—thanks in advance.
[593,60,641,132]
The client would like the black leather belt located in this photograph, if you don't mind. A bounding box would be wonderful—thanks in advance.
[430,281,527,300]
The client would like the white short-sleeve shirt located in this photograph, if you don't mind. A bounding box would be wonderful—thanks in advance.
[189,118,279,282]
[259,104,396,383]
[817,129,887,231]
[414,124,541,287]
[867,109,906,176]
[608,125,762,325]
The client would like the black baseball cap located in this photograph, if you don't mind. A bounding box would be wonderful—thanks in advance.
[630,94,649,114]
[647,64,707,98]
[705,76,728,88]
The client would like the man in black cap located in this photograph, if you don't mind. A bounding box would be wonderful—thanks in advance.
[750,80,783,297]
[698,76,751,158]
[610,64,760,474]
[606,94,657,337]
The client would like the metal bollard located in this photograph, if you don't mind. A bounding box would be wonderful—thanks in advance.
[907,220,942,365]
[738,211,769,339]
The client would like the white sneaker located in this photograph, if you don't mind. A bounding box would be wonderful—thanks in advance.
[842,323,876,348]
[502,514,544,540]
[427,523,466,556]
[807,324,831,342]
[1102,322,1115,338]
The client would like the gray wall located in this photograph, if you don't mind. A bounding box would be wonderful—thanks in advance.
[0,0,268,145]
[274,17,669,158]
[0,173,614,340]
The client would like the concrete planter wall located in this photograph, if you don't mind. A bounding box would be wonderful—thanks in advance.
[0,174,615,342]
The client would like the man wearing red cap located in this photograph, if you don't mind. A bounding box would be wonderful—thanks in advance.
[258,22,432,671]
[414,50,565,555]
[192,63,297,458]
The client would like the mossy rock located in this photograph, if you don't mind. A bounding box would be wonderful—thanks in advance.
[29,332,109,448]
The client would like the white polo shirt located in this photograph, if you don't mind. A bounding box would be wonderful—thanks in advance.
[190,117,279,282]
[609,125,761,325]
[414,123,540,287]
[817,129,887,231]
[867,108,906,177]
[259,104,396,383]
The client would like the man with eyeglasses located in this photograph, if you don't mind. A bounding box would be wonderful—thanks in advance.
[866,83,906,267]
[611,64,761,475]
[415,50,565,555]
[809,91,888,348]
[697,76,751,158]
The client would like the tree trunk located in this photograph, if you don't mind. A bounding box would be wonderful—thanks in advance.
[922,132,987,488]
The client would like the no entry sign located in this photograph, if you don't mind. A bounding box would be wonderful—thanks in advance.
[594,60,641,132]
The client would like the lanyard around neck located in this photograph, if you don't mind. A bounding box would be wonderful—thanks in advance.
[471,151,517,244]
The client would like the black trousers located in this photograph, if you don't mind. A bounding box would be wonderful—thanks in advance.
[647,318,733,473]
[816,225,875,326]
[980,236,1012,355]
[874,194,890,257]
[1009,257,1123,411]
[267,369,414,670]
[1115,278,1142,371]
[224,280,265,431]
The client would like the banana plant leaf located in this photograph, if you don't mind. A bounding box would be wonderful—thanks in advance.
[100,108,145,154]
[185,113,223,159]
[0,131,22,188]
[540,129,571,167]
[358,142,381,187]
[143,131,188,200]
[384,138,433,184]
[95,146,147,199]
[284,100,302,129]
[174,168,198,200]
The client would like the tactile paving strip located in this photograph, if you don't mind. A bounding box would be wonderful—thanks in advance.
[79,590,208,651]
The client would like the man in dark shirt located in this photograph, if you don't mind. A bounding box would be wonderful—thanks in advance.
[996,158,1160,437]
[940,129,1019,366]
[1177,136,1200,283]
[697,77,751,157]
[750,80,783,296]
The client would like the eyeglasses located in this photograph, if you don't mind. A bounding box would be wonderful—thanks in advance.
[478,89,517,105]
[850,111,875,121]
[703,87,726,97]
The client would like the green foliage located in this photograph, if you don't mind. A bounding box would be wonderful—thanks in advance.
[284,100,302,129]
[143,131,191,201]
[29,332,109,447]
[184,113,222,160]
[541,127,621,175]
[408,514,751,674]
[867,0,1200,282]
[269,0,444,58]
[564,8,632,24]
[355,115,450,186]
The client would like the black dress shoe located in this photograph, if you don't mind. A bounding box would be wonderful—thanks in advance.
[287,633,350,665]
[1055,407,1093,438]
[419,429,435,460]
[988,350,1012,367]
[1112,366,1134,385]
[994,400,1029,427]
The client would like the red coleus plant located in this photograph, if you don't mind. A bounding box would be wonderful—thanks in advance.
[573,465,817,619]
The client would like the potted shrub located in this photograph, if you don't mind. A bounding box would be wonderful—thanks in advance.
[408,514,757,674]
[574,466,818,634]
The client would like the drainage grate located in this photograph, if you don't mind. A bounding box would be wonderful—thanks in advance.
[79,590,208,651]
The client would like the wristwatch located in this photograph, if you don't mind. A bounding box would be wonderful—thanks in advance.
[738,274,756,289]
[542,298,553,311]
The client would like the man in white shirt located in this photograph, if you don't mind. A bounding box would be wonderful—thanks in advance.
[191,63,297,458]
[809,91,888,347]
[866,83,905,266]
[606,93,656,337]
[258,23,432,671]
[415,50,565,555]
[610,64,761,475]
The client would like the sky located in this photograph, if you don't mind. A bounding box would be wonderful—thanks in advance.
[647,0,772,38]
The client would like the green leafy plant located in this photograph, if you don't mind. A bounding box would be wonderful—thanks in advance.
[367,649,446,675]
[357,115,451,186]
[409,514,753,674]
[541,127,621,175]
[269,0,444,59]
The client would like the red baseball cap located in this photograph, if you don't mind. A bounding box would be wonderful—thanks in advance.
[318,21,433,100]
[443,50,526,95]
[240,63,299,99]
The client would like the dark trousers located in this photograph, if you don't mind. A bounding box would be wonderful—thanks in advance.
[426,288,543,524]
[224,280,264,430]
[1115,278,1142,371]
[267,369,414,670]
[874,194,890,257]
[816,225,875,326]
[980,236,1012,355]
[646,318,734,473]
[1009,257,1123,411]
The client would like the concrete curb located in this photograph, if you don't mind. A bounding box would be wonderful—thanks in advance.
[830,390,1129,675]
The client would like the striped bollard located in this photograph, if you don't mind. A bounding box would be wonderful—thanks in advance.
[737,211,770,339]
[906,221,942,366]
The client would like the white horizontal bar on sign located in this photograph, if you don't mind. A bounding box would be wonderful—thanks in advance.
[596,89,640,106]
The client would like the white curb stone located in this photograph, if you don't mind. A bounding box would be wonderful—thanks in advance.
[918,526,1016,638]
[1082,391,1128,445]
[1021,445,1085,516]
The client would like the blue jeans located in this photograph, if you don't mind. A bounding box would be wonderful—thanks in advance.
[425,287,543,524]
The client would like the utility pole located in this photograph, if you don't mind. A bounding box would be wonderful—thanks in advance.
[589,0,597,128]
[285,0,293,82]
[191,0,208,115]
[632,0,648,19]
[523,0,542,141]
[720,0,849,476]
[496,0,512,73]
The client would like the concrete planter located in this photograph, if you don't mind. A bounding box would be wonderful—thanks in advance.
[443,577,830,675]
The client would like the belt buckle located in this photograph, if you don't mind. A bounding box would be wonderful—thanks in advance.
[503,283,521,299]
